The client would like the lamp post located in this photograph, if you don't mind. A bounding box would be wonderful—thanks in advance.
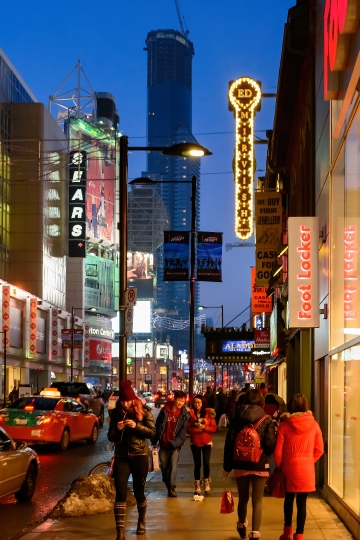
[119,139,212,391]
[1,330,7,407]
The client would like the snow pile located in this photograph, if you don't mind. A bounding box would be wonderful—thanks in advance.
[51,475,136,518]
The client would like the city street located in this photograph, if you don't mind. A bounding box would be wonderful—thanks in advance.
[0,404,158,540]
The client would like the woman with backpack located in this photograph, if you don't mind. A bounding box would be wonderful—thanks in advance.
[274,393,324,540]
[223,388,276,540]
[187,394,217,494]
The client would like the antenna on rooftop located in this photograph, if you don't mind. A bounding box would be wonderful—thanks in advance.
[174,0,189,37]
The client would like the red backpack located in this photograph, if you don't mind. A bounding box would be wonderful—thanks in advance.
[233,415,269,463]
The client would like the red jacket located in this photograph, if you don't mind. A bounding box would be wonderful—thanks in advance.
[187,408,217,446]
[274,411,324,492]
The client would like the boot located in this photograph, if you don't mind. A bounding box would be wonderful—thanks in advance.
[202,477,211,493]
[248,532,261,539]
[293,535,304,540]
[236,519,248,539]
[194,480,201,494]
[136,500,147,535]
[279,526,293,540]
[114,503,126,540]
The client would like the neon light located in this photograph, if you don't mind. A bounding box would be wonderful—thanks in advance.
[228,78,261,240]
[344,225,358,320]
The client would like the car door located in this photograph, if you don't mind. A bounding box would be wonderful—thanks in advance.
[70,400,88,440]
[0,431,26,497]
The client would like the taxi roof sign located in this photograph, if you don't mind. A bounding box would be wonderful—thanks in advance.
[40,388,61,397]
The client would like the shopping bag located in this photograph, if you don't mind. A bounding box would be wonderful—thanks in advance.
[220,489,234,513]
[218,413,228,428]
[148,447,160,472]
[267,467,286,498]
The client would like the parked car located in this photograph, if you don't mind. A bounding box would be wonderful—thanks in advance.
[0,388,99,451]
[154,391,174,407]
[108,387,146,414]
[0,426,40,501]
[50,382,105,426]
[142,392,154,403]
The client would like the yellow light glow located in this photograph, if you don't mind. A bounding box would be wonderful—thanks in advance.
[228,77,262,240]
[184,149,205,157]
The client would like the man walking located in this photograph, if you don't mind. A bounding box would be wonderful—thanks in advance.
[151,390,189,497]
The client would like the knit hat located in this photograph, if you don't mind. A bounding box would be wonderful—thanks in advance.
[119,380,137,401]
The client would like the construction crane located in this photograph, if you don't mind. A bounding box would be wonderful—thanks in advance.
[174,0,189,37]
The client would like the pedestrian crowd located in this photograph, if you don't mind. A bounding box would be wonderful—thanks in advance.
[108,380,324,540]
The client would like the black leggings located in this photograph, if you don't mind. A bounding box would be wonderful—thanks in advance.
[236,475,267,531]
[190,444,212,480]
[113,455,148,504]
[284,492,308,534]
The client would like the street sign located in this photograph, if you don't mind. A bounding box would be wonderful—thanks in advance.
[126,288,137,307]
[125,307,133,336]
[145,374,152,384]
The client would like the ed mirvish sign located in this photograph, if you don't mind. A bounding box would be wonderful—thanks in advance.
[229,77,261,240]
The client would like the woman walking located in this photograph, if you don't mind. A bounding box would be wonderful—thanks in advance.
[274,393,324,540]
[188,394,217,494]
[223,388,276,540]
[108,380,155,540]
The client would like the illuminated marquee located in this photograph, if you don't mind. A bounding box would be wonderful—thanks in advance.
[288,217,319,328]
[228,77,261,240]
[324,0,360,99]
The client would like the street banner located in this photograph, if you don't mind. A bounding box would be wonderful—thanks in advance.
[197,232,223,282]
[2,285,10,351]
[251,267,272,314]
[61,329,84,349]
[50,308,58,359]
[255,192,282,286]
[29,297,37,358]
[288,217,319,328]
[163,231,189,281]
[84,325,90,365]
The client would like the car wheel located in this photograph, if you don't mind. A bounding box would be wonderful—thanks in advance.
[98,408,104,427]
[15,463,37,502]
[59,428,70,451]
[87,423,99,445]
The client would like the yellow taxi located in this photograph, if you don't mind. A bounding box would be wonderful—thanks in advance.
[0,388,99,451]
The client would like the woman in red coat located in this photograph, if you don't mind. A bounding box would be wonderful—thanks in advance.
[187,394,217,494]
[274,394,324,540]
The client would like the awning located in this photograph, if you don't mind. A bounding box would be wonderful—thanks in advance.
[264,356,284,368]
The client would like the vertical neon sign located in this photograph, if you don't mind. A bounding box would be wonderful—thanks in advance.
[228,78,261,240]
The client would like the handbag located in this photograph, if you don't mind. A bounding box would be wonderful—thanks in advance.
[267,467,286,498]
[220,478,234,514]
[148,446,160,472]
[218,413,228,428]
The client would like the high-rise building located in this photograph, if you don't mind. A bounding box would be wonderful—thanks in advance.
[144,30,200,350]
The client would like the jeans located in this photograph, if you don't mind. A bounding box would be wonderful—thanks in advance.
[236,475,267,531]
[113,455,148,504]
[190,444,212,480]
[159,446,180,489]
[284,492,308,534]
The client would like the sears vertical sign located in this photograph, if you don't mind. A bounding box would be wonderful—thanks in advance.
[288,217,319,328]
[69,150,87,257]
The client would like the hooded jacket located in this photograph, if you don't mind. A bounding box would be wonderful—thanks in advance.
[151,401,189,449]
[223,404,276,472]
[187,408,217,446]
[274,411,324,492]
[108,401,155,458]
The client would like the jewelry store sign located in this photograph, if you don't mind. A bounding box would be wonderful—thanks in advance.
[288,217,319,328]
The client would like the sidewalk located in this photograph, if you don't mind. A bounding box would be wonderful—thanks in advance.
[20,430,352,540]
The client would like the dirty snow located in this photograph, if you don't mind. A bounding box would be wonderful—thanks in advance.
[51,475,136,518]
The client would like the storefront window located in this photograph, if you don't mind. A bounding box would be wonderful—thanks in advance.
[329,346,360,515]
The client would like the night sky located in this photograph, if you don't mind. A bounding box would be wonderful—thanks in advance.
[2,0,294,327]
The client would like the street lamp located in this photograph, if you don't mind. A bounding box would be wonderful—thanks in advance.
[119,136,212,398]
[197,305,224,327]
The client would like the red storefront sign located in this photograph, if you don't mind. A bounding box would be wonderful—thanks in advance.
[254,329,270,348]
[251,267,272,314]
[90,339,112,362]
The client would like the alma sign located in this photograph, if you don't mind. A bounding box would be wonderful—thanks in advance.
[228,77,261,240]
[288,217,319,328]
[324,0,360,99]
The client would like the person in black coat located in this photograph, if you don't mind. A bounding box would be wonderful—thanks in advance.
[223,388,276,540]
[108,380,155,540]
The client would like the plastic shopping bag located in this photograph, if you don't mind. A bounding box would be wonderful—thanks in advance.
[267,467,286,498]
[148,447,160,472]
[220,489,234,513]
[218,413,228,428]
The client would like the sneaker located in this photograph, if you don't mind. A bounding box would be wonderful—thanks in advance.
[168,488,177,497]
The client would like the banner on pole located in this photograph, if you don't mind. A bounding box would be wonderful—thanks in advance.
[255,192,282,286]
[163,231,189,281]
[196,232,222,282]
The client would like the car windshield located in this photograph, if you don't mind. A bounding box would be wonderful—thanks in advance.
[55,385,86,396]
[7,397,59,411]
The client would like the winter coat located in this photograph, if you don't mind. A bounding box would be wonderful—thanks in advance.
[151,401,189,449]
[223,404,276,473]
[274,411,324,492]
[225,396,237,418]
[108,402,155,458]
[187,408,217,446]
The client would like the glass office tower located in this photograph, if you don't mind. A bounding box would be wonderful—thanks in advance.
[145,30,200,349]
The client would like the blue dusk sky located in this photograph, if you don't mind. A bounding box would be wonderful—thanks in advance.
[2,0,294,328]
